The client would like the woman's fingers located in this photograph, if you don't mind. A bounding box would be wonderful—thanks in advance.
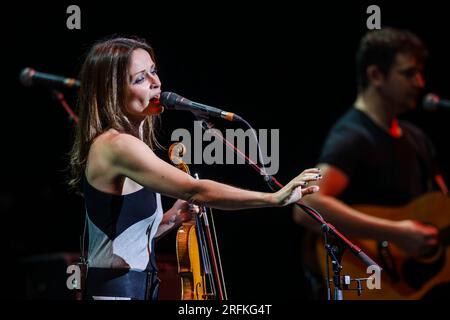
[277,169,323,206]
[290,174,321,189]
[300,173,322,182]
[301,186,320,196]
[189,204,200,214]
[293,173,322,186]
[302,168,321,174]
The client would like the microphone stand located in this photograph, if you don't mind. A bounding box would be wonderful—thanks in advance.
[193,116,380,300]
[50,89,79,124]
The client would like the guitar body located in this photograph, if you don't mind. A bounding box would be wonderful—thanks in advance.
[314,192,450,299]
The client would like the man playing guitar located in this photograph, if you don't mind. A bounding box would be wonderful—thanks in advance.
[293,27,449,300]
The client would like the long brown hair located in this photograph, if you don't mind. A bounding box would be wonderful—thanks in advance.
[69,36,161,191]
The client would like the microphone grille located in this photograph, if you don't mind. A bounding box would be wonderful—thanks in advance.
[19,67,35,87]
[160,92,181,109]
[423,93,440,111]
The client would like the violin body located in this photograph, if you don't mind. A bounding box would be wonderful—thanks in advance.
[176,221,206,300]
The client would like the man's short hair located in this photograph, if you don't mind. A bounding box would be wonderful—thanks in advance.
[356,27,428,90]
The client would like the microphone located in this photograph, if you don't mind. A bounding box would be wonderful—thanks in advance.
[423,93,450,111]
[20,67,80,89]
[160,92,242,122]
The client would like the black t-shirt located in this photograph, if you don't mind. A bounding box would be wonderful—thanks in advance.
[319,108,437,206]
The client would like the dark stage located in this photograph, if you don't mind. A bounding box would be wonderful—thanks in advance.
[3,1,450,302]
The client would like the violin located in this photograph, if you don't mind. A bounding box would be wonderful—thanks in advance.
[169,142,227,300]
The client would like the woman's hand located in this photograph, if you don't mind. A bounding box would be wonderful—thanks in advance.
[165,199,200,226]
[273,168,322,206]
[156,200,200,239]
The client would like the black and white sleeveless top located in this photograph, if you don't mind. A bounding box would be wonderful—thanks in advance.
[83,177,163,272]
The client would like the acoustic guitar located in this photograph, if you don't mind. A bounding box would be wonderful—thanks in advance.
[310,192,450,299]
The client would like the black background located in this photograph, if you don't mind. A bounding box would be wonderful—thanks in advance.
[3,0,450,300]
